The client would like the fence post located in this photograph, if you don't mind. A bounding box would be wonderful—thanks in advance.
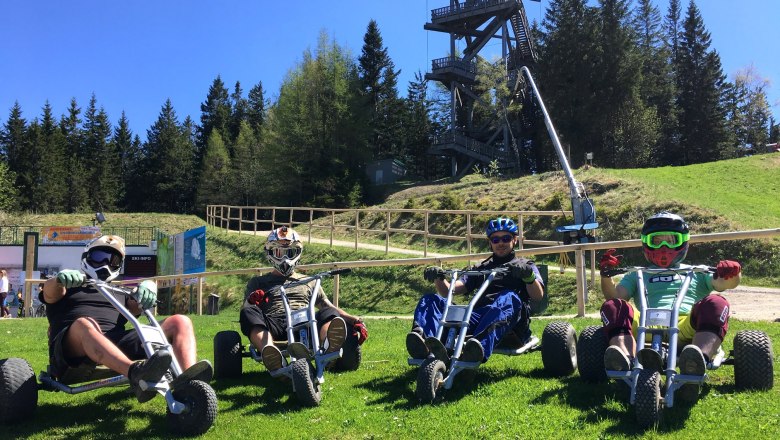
[271,208,276,230]
[519,214,524,249]
[288,208,294,229]
[309,209,314,243]
[385,211,390,254]
[330,211,335,247]
[238,207,243,234]
[575,248,586,317]
[333,273,340,308]
[590,249,596,288]
[197,276,203,315]
[354,210,360,250]
[467,212,472,255]
[424,211,429,257]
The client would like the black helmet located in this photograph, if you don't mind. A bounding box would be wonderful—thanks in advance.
[640,211,690,267]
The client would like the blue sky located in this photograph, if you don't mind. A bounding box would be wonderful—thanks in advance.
[1,0,777,141]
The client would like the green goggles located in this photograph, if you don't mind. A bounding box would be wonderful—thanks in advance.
[641,231,689,249]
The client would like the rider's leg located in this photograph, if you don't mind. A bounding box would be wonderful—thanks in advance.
[687,294,730,360]
[63,317,134,376]
[162,314,197,370]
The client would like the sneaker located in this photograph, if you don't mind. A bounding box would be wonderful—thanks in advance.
[425,336,450,363]
[460,339,484,363]
[603,345,631,372]
[171,360,213,389]
[261,344,284,372]
[637,348,663,372]
[323,317,347,354]
[288,341,312,360]
[129,349,172,403]
[406,331,429,359]
[677,344,705,402]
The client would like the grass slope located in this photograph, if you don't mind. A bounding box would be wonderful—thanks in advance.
[2,316,779,439]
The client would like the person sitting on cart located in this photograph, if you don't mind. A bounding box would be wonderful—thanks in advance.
[599,211,741,398]
[41,234,212,403]
[407,217,544,363]
[239,226,368,373]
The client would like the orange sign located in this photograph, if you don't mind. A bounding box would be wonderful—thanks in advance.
[41,226,102,245]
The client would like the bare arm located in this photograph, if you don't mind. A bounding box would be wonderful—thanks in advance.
[433,277,467,297]
[601,276,630,301]
[526,279,544,303]
[42,276,66,304]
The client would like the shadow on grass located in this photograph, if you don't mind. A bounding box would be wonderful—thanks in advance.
[530,375,705,436]
[3,388,188,439]
[210,370,309,415]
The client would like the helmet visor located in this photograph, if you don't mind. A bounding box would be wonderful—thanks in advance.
[86,248,123,270]
[269,246,301,260]
[641,231,689,249]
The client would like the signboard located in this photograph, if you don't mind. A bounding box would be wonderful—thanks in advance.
[41,226,101,245]
[124,255,157,278]
[183,226,206,274]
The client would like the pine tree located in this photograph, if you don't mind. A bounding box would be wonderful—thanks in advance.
[198,76,232,161]
[674,0,731,164]
[730,65,772,153]
[358,19,403,160]
[404,71,434,179]
[1,103,29,206]
[83,94,119,211]
[229,81,248,144]
[60,99,89,212]
[229,120,260,205]
[633,0,677,165]
[143,99,196,213]
[0,160,18,211]
[246,81,266,139]
[195,130,231,210]
[113,112,135,210]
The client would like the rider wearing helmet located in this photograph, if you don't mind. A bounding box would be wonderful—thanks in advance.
[42,234,211,402]
[599,211,742,401]
[239,227,368,373]
[407,217,545,364]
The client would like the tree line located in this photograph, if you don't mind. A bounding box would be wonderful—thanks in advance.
[1,1,777,215]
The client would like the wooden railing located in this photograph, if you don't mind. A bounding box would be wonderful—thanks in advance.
[25,227,779,318]
[205,205,573,256]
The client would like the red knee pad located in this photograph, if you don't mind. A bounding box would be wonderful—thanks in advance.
[690,294,730,340]
[600,299,634,339]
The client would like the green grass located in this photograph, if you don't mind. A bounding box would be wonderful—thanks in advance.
[2,316,779,439]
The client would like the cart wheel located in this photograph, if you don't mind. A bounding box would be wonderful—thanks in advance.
[416,358,447,404]
[166,380,217,435]
[541,321,578,377]
[576,325,608,383]
[734,330,774,390]
[291,358,321,407]
[0,358,38,424]
[635,369,662,428]
[213,331,243,379]
[331,336,362,371]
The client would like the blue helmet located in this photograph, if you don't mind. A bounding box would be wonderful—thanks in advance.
[485,217,519,237]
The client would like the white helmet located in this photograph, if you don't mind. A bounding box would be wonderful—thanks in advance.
[81,235,126,281]
[264,227,302,276]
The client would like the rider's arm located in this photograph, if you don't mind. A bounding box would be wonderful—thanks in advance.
[433,277,467,297]
[601,276,630,301]
[526,279,544,303]
[126,296,143,316]
[42,276,67,304]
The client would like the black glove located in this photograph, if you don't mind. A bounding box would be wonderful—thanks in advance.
[508,260,537,284]
[423,266,446,282]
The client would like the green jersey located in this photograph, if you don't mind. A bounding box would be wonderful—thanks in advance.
[618,266,714,314]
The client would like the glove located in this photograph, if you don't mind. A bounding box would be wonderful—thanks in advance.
[599,249,623,277]
[247,289,268,305]
[353,320,368,345]
[423,266,446,282]
[508,260,536,284]
[715,260,741,280]
[57,270,85,289]
[132,280,158,309]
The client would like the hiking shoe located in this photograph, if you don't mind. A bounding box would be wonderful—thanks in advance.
[171,360,213,389]
[406,331,429,359]
[129,349,172,403]
[323,317,347,354]
[425,336,450,363]
[603,345,631,372]
[677,344,705,402]
[637,348,663,372]
[262,344,284,372]
[460,339,484,363]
